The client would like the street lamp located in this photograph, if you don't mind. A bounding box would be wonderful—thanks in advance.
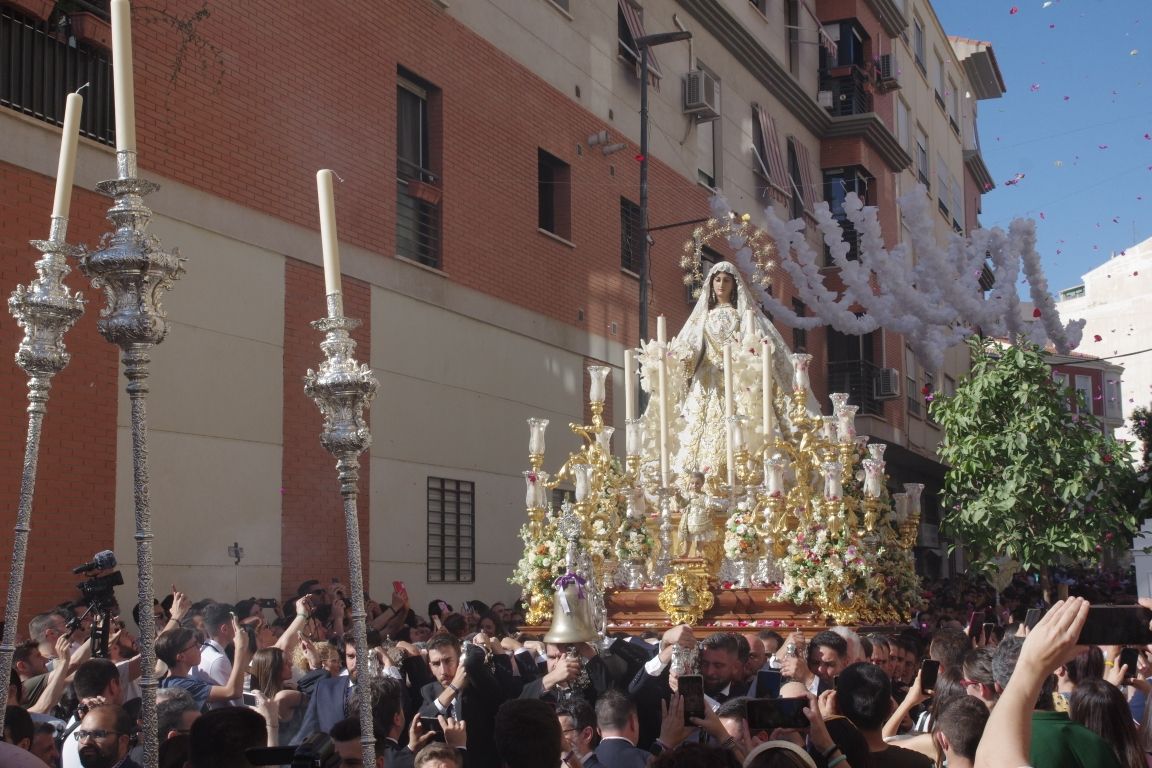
[635,30,691,415]
[636,29,692,351]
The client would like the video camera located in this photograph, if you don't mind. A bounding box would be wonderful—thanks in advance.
[69,550,124,658]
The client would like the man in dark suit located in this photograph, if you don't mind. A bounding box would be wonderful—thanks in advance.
[593,690,651,768]
[292,634,358,744]
[519,642,625,707]
[698,632,751,703]
[419,635,507,768]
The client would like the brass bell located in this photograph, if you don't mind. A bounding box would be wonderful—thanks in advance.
[543,577,598,645]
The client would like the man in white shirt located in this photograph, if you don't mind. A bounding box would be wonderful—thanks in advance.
[189,603,240,708]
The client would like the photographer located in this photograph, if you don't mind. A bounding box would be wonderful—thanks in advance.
[156,616,251,712]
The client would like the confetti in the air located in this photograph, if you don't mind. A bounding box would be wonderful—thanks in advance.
[1004,172,1026,186]
[1010,6,1019,14]
[1032,308,1042,318]
[1030,83,1041,92]
[1131,49,1140,56]
[1094,335,1103,342]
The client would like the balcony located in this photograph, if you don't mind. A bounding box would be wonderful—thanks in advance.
[0,5,114,144]
[819,64,873,117]
[396,157,441,270]
[827,359,884,416]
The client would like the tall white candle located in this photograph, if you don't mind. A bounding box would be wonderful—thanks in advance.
[316,169,342,296]
[51,92,83,223]
[762,338,774,445]
[624,349,636,422]
[656,315,670,487]
[110,0,136,154]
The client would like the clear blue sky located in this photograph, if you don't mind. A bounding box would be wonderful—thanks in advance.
[934,0,1150,293]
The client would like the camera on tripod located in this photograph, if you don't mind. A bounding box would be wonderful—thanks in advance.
[68,550,124,658]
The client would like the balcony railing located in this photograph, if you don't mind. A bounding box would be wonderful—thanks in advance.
[396,157,441,269]
[827,359,884,416]
[0,6,114,144]
[819,64,873,117]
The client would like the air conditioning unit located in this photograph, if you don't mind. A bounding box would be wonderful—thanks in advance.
[817,90,834,109]
[683,70,720,121]
[876,52,901,93]
[873,368,901,399]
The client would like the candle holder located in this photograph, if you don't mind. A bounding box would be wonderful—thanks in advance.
[304,293,378,768]
[0,220,85,738]
[78,151,184,768]
[653,488,674,581]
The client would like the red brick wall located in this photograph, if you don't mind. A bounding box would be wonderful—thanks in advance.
[0,161,119,631]
[280,261,372,599]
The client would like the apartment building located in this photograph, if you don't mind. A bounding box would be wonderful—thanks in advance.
[0,0,1001,617]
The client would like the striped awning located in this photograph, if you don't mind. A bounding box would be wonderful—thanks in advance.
[619,0,663,80]
[790,137,821,212]
[754,104,790,194]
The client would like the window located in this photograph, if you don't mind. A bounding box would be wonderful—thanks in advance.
[695,65,720,187]
[823,166,870,262]
[912,16,926,72]
[933,51,945,108]
[947,76,960,131]
[937,154,949,218]
[620,197,644,273]
[397,70,441,268]
[618,0,664,80]
[551,0,570,10]
[923,371,936,421]
[792,299,807,352]
[951,172,963,230]
[914,127,929,189]
[1074,375,1093,413]
[896,98,910,152]
[786,136,820,215]
[1105,377,1122,419]
[427,477,474,583]
[537,149,571,239]
[749,0,768,13]
[904,348,920,417]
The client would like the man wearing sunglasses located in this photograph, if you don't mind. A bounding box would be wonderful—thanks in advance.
[75,703,140,768]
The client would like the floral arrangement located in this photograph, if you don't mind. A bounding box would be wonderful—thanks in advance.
[778,523,877,621]
[509,522,567,624]
[616,514,654,562]
[723,505,762,561]
[587,516,616,562]
[867,540,923,622]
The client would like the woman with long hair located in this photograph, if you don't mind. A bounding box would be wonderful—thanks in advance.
[248,646,306,746]
[1068,677,1146,768]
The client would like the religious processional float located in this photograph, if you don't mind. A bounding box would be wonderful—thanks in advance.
[512,216,924,632]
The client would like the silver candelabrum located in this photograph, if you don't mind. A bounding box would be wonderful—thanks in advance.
[78,150,185,768]
[304,293,378,768]
[0,217,85,738]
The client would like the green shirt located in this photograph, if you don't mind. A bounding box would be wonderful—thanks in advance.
[1030,711,1123,768]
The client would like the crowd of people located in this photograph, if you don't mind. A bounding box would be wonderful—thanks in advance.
[1,570,1149,768]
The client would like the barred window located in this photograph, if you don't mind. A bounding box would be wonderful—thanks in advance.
[427,477,474,583]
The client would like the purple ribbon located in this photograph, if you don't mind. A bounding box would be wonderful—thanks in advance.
[552,572,587,614]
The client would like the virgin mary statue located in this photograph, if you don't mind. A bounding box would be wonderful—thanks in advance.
[665,261,803,479]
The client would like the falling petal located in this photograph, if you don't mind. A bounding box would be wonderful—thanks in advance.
[1010,5,1019,13]
[1131,49,1140,56]
[1030,82,1041,92]
[1098,144,1109,149]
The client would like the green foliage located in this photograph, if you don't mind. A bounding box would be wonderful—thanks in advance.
[1132,406,1151,470]
[929,337,1141,572]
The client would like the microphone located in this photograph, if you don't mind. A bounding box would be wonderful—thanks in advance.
[73,550,117,574]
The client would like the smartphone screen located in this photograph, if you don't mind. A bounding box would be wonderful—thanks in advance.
[746,697,810,731]
[919,659,940,693]
[1077,606,1152,646]
[757,669,782,699]
[1024,608,1043,630]
[419,717,445,742]
[1119,647,1140,680]
[679,675,706,725]
[967,611,986,639]
[393,580,407,596]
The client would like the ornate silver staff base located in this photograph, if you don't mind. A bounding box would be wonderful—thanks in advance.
[0,219,85,737]
[79,150,185,768]
[305,292,378,768]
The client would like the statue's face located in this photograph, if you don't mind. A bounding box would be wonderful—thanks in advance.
[712,271,735,305]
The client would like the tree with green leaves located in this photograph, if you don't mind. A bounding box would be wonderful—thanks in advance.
[930,337,1140,590]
